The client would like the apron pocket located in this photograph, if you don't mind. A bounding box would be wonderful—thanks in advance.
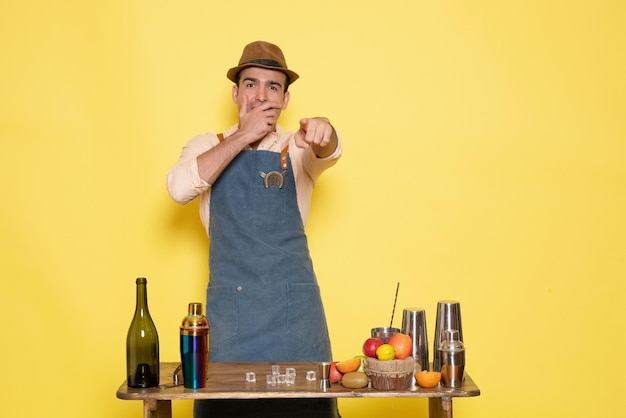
[286,283,332,360]
[252,185,286,229]
[206,285,238,353]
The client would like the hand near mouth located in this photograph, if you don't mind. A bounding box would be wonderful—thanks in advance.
[238,96,282,142]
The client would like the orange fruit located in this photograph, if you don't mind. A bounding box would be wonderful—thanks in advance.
[388,333,412,359]
[336,357,361,373]
[375,343,396,360]
[415,371,441,388]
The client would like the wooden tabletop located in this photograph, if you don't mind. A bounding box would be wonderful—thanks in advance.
[117,362,480,401]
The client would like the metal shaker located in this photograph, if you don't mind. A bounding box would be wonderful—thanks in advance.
[401,308,429,373]
[180,302,210,389]
[440,329,464,388]
[433,300,463,371]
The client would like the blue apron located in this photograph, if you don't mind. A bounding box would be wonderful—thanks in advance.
[194,140,340,418]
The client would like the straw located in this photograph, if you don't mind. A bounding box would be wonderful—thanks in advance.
[389,282,400,328]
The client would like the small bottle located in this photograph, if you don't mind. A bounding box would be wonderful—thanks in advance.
[180,302,210,389]
[126,278,160,388]
[440,329,465,388]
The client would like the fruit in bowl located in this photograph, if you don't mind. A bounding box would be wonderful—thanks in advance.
[387,333,412,360]
[375,343,396,360]
[362,337,384,358]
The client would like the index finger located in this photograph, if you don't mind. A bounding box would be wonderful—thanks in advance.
[241,95,250,113]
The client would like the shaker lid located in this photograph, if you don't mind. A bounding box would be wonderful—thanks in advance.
[188,302,203,316]
[180,302,209,329]
[441,329,464,351]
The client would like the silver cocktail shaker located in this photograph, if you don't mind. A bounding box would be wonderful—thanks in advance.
[401,308,429,374]
[440,329,464,388]
[433,300,463,372]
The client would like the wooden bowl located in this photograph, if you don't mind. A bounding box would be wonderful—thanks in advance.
[364,357,414,390]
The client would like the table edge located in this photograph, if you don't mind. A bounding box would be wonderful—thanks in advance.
[117,362,480,401]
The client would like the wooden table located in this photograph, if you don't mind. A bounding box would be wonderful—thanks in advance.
[116,362,480,418]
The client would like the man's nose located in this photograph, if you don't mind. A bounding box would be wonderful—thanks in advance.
[255,87,267,101]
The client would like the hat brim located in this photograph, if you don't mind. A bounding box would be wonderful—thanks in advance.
[227,63,299,85]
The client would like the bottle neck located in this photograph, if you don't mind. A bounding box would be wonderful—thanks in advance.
[135,281,149,316]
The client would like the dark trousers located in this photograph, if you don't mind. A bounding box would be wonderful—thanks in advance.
[194,398,341,418]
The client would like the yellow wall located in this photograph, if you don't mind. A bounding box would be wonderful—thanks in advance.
[1,1,624,417]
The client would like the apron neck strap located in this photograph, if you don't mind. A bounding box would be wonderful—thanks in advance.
[217,132,288,170]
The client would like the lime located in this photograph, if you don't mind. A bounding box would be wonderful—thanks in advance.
[376,343,396,361]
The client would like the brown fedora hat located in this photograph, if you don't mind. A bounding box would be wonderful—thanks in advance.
[227,41,299,84]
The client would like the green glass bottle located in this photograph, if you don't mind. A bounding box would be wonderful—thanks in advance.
[126,277,159,388]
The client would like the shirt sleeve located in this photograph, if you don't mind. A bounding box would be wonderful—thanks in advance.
[165,133,218,204]
[289,131,343,225]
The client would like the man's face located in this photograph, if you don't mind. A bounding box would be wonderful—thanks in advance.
[232,67,290,116]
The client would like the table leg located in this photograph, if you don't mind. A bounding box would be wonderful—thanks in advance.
[143,399,172,418]
[428,397,453,418]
